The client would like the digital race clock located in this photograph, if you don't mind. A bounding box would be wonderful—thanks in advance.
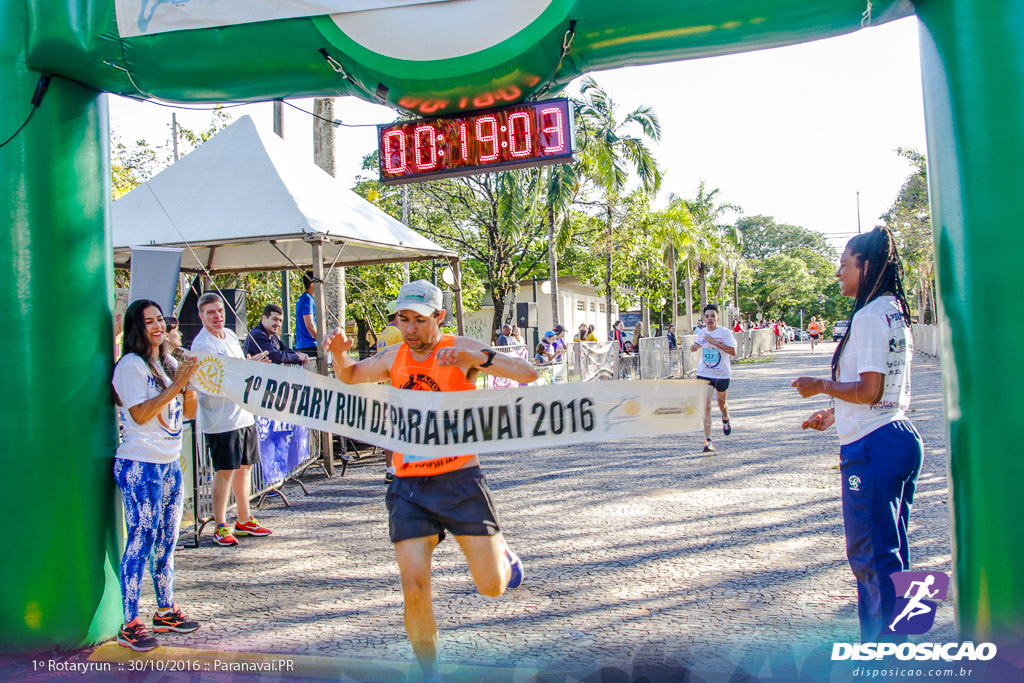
[377,98,575,185]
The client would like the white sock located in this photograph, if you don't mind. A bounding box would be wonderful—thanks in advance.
[386,466,396,475]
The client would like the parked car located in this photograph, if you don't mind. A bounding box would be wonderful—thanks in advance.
[833,320,850,342]
[794,329,809,341]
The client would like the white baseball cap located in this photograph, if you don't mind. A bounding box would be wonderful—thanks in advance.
[394,279,443,316]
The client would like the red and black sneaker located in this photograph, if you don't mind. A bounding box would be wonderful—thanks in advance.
[117,619,159,651]
[152,604,200,634]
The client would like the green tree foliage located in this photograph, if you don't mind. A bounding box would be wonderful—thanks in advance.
[740,253,814,317]
[682,183,740,309]
[575,77,662,332]
[736,216,842,324]
[881,148,935,323]
[736,215,835,261]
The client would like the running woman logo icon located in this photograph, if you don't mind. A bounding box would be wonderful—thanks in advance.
[887,571,950,635]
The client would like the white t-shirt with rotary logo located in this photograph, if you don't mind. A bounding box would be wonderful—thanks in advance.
[695,326,737,380]
[113,353,184,464]
[191,328,255,434]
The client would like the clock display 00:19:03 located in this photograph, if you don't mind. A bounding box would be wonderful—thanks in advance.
[377,98,576,185]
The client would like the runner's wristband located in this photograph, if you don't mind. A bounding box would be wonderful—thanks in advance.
[480,349,497,368]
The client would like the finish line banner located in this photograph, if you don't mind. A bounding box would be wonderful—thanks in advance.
[191,353,706,459]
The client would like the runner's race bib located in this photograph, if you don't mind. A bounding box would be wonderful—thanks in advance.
[702,347,721,366]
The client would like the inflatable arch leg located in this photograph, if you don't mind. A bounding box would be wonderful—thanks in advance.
[0,4,123,651]
[916,0,1024,643]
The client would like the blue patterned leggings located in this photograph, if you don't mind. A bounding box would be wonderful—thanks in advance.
[113,458,184,623]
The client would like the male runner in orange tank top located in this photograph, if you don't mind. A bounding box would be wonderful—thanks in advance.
[325,280,537,682]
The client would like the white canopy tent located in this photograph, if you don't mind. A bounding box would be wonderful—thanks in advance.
[112,114,457,273]
[112,114,466,342]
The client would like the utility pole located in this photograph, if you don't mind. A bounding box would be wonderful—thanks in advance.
[401,185,410,284]
[856,191,862,233]
[272,100,291,346]
[171,113,179,161]
[312,97,338,473]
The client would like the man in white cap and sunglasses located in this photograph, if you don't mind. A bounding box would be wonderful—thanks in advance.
[325,279,537,682]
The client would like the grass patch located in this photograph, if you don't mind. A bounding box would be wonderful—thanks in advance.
[735,355,776,364]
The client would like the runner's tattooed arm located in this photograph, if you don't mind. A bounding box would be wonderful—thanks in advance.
[325,328,395,384]
[438,338,539,384]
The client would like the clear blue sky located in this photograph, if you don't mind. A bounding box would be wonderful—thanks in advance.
[108,16,926,253]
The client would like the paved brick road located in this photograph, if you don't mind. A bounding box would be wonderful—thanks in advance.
[147,341,952,678]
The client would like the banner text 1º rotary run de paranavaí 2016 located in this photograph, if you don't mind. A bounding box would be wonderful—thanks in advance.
[190,352,707,461]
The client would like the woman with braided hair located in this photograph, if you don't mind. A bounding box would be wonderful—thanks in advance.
[792,227,924,642]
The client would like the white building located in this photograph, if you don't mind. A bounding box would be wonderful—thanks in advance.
[517,276,624,341]
[459,277,626,344]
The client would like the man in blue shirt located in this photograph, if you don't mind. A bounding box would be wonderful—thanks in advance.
[295,271,317,357]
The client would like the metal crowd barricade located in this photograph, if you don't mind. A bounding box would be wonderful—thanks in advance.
[179,418,322,548]
[639,336,672,379]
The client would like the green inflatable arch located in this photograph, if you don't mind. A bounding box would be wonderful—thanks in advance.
[2,0,1021,658]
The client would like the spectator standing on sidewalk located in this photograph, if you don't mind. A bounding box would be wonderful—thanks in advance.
[111,300,200,651]
[690,304,736,453]
[496,324,512,346]
[793,227,923,643]
[192,292,273,546]
[549,324,567,361]
[611,320,627,353]
[667,325,677,350]
[164,316,183,354]
[294,271,318,358]
[374,300,403,355]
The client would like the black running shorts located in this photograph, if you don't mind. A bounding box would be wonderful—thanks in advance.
[697,375,731,393]
[205,424,261,471]
[385,466,501,544]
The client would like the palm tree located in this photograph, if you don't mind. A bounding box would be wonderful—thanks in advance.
[576,76,662,334]
[545,161,580,329]
[651,201,696,333]
[684,182,739,309]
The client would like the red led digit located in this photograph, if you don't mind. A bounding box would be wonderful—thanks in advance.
[413,125,438,171]
[475,115,500,163]
[459,121,468,162]
[507,112,532,158]
[382,129,407,175]
[539,107,565,154]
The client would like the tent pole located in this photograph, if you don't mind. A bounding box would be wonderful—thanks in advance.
[310,238,334,476]
[452,259,465,336]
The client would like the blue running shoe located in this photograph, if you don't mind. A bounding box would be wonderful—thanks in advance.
[504,547,524,589]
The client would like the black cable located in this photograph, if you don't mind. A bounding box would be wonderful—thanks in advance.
[115,94,255,111]
[116,92,390,127]
[0,76,50,149]
[281,99,387,128]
